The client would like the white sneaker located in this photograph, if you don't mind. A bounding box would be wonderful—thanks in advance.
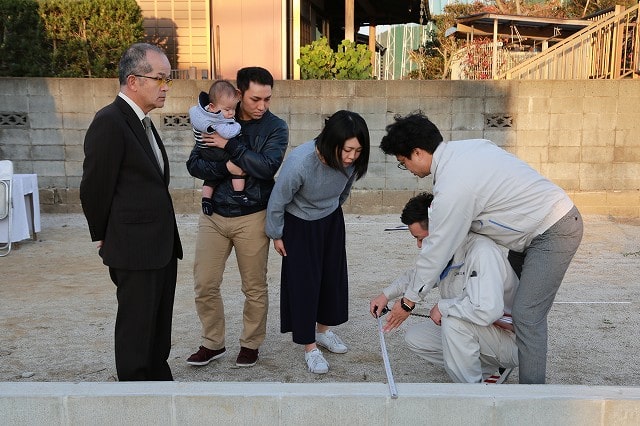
[305,348,329,374]
[315,330,348,354]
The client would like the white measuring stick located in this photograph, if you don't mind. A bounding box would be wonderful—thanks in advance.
[377,316,398,399]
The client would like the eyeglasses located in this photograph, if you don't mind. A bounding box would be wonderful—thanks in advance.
[397,161,408,171]
[132,74,173,87]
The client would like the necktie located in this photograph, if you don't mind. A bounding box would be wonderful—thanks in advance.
[142,117,164,174]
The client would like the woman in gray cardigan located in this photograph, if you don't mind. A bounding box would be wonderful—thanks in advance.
[266,110,370,374]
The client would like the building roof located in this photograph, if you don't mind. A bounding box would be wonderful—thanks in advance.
[452,13,591,43]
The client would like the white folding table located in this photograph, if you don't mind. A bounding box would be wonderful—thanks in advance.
[0,174,41,243]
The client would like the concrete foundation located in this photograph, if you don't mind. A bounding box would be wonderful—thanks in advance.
[1,382,640,425]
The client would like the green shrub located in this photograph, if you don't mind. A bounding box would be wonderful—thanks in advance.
[0,0,51,76]
[1,0,144,77]
[333,39,372,80]
[298,37,372,80]
[40,0,144,77]
[298,37,334,79]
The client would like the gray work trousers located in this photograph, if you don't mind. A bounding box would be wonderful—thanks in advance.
[508,205,583,384]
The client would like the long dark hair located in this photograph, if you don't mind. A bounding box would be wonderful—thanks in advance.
[315,110,370,180]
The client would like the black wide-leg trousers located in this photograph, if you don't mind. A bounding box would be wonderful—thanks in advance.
[280,207,349,345]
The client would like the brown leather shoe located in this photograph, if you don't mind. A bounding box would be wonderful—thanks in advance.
[186,346,226,366]
[235,346,259,367]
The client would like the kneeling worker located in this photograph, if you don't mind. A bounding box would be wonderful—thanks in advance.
[370,193,518,383]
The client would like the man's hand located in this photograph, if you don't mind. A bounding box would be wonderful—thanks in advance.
[493,315,514,332]
[382,299,412,332]
[273,239,286,257]
[202,132,229,149]
[370,293,389,318]
[429,304,442,326]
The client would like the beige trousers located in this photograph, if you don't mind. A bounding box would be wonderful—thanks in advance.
[193,210,269,350]
[404,316,518,383]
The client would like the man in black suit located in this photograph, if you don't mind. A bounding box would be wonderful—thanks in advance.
[80,43,183,381]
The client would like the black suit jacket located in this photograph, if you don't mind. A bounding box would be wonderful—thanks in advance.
[80,96,183,269]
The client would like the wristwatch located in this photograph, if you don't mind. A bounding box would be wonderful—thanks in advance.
[400,297,415,312]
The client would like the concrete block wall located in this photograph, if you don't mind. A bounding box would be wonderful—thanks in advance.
[1,78,639,217]
[2,382,640,425]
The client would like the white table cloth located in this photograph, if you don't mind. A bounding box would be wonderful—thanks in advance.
[0,174,41,243]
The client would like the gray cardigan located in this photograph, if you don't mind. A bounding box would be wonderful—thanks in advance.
[265,140,355,239]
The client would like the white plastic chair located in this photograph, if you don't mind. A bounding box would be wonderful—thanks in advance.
[0,160,13,256]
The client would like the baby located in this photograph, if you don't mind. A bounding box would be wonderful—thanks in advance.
[189,80,249,215]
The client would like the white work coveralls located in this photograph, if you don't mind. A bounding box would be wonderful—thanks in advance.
[383,232,519,383]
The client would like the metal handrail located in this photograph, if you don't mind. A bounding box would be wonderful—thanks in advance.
[499,3,639,80]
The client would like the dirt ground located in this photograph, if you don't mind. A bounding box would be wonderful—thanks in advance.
[1,213,639,386]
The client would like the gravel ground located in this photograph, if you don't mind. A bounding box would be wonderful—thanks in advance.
[1,213,639,386]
